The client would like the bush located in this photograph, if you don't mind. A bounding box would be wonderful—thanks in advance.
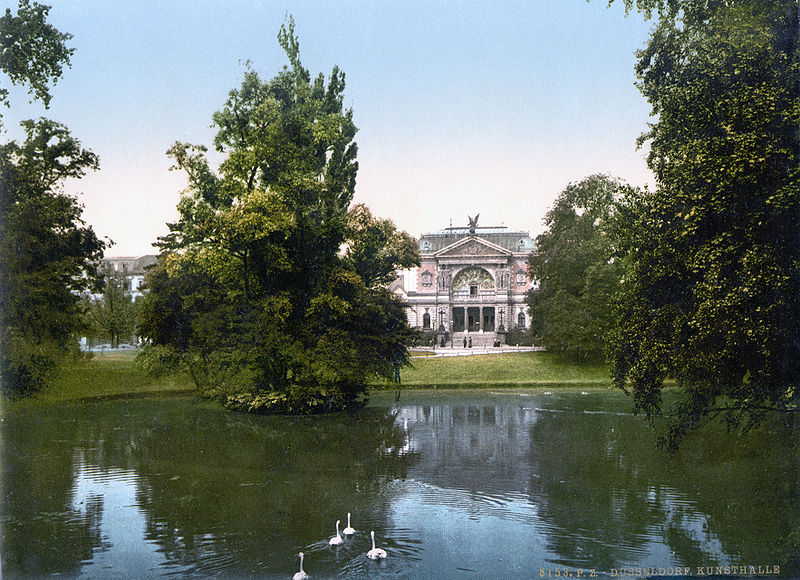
[504,327,534,346]
[414,330,437,347]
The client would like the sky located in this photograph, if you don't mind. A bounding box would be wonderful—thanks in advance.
[3,0,657,257]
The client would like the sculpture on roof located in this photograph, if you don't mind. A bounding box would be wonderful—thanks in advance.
[467,213,479,234]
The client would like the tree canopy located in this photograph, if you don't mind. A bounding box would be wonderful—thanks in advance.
[0,0,73,121]
[526,174,637,360]
[0,119,106,395]
[138,19,419,413]
[0,2,105,397]
[607,0,800,449]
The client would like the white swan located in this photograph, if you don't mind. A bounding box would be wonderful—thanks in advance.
[366,530,387,560]
[329,519,344,546]
[343,512,355,536]
[292,552,308,580]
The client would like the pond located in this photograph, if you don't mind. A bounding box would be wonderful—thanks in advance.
[2,388,798,578]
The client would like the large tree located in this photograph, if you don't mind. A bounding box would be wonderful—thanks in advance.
[138,19,418,413]
[608,0,800,448]
[0,2,105,397]
[526,174,636,359]
[0,119,106,395]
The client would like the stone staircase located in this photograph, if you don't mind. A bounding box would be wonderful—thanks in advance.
[448,332,501,348]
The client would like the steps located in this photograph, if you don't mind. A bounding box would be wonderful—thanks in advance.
[448,332,501,348]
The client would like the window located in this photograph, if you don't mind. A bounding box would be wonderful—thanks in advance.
[518,312,526,328]
[470,285,478,296]
[423,312,431,329]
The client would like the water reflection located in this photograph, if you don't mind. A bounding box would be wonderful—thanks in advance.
[2,390,798,578]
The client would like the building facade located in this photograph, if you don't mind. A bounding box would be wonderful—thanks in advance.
[100,255,158,299]
[395,219,535,346]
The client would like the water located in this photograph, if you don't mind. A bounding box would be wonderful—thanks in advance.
[2,389,798,578]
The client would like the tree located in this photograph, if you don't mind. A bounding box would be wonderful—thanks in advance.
[138,19,419,413]
[0,3,103,397]
[526,174,635,359]
[87,267,137,348]
[343,203,419,288]
[607,0,800,449]
[0,119,106,396]
[0,0,74,123]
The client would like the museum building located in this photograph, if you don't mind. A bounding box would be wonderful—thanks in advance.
[393,218,535,346]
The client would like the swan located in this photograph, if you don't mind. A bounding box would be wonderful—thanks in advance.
[343,512,355,536]
[366,530,387,560]
[329,520,344,546]
[292,552,308,580]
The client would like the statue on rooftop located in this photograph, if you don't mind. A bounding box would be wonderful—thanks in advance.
[467,214,479,234]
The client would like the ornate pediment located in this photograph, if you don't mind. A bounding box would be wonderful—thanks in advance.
[434,236,510,258]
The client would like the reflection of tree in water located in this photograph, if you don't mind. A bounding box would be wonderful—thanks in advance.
[3,399,417,577]
[393,394,799,572]
[525,404,800,571]
[1,409,102,576]
[105,401,417,574]
[3,395,797,575]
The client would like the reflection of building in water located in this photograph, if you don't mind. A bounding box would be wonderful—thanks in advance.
[392,217,535,346]
[391,398,739,569]
[394,401,539,494]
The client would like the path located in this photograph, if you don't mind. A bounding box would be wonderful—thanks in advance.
[411,346,543,358]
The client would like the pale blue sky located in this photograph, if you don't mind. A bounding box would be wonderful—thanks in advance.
[4,0,656,256]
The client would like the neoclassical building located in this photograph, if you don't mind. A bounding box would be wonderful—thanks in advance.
[393,218,535,346]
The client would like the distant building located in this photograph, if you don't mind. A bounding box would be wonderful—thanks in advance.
[394,217,535,346]
[99,255,158,299]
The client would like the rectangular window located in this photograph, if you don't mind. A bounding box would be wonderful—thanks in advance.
[470,285,478,296]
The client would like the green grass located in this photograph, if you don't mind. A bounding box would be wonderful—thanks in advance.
[380,351,611,388]
[6,350,195,409]
[4,350,611,408]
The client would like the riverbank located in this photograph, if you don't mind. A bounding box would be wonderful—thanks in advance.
[4,351,195,409]
[3,350,611,408]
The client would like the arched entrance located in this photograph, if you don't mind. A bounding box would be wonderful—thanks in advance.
[451,267,495,332]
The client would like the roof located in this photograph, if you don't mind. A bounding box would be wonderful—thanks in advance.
[102,255,158,275]
[418,225,535,254]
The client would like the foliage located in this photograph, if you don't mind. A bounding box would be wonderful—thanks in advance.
[0,119,106,396]
[607,0,800,449]
[138,19,418,414]
[526,174,636,360]
[343,203,419,288]
[85,266,138,348]
[0,0,73,120]
[504,327,534,347]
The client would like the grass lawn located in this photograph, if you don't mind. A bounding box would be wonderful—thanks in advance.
[376,351,611,388]
[4,350,611,408]
[6,350,195,409]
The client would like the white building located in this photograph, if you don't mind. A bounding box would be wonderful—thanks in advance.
[394,219,535,346]
[100,255,158,299]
